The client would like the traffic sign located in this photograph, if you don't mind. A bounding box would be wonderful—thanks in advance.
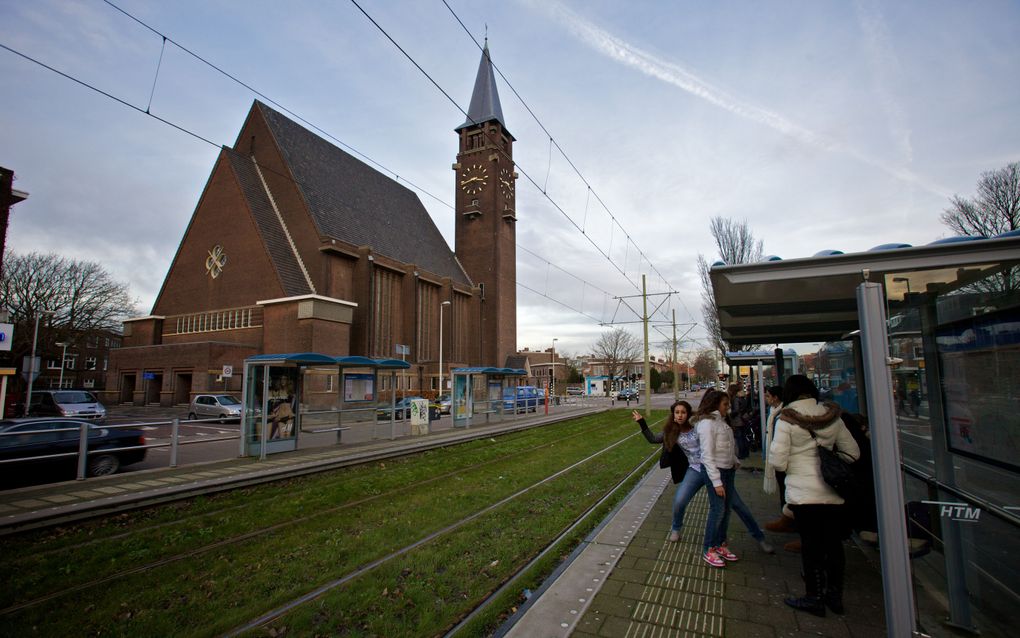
[0,323,12,352]
[222,365,234,378]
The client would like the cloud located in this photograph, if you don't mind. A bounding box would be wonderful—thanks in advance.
[533,0,949,197]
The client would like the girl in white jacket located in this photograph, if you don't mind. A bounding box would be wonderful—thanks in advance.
[769,375,860,618]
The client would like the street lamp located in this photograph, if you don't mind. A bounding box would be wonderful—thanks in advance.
[25,310,55,415]
[438,300,451,398]
[551,338,558,395]
[55,341,69,389]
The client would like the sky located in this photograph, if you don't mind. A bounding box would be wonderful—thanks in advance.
[2,0,1019,361]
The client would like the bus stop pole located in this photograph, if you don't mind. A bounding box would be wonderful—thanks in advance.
[857,281,917,638]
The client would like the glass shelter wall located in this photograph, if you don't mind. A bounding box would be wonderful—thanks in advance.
[883,258,1020,636]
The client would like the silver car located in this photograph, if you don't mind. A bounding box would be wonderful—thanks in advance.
[28,390,107,421]
[188,394,243,422]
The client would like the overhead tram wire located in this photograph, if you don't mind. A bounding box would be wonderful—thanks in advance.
[100,0,639,325]
[347,0,662,305]
[101,0,451,212]
[4,18,619,327]
[441,0,692,324]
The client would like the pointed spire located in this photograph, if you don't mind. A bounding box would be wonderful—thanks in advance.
[455,42,508,133]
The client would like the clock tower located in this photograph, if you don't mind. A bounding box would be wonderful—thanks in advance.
[454,43,517,366]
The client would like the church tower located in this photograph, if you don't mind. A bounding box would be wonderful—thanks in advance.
[454,43,517,366]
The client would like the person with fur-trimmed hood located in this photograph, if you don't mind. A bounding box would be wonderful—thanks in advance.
[769,375,860,618]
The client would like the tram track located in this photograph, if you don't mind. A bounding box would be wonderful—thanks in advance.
[220,431,651,637]
[0,415,642,621]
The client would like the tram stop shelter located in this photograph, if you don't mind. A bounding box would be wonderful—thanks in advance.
[450,367,527,428]
[710,232,1020,637]
[240,353,410,459]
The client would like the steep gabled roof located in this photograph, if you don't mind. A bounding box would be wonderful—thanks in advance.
[254,102,471,286]
[455,43,509,135]
[224,148,314,297]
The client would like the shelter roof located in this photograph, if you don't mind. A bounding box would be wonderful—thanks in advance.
[710,234,1020,346]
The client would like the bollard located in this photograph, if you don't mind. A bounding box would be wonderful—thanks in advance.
[170,417,180,468]
[76,421,89,480]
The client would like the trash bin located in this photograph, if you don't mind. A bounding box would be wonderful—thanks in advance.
[428,406,441,421]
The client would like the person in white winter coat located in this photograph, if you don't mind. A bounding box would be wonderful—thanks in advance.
[769,375,860,618]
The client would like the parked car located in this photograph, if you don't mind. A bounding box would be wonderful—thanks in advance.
[617,388,639,401]
[503,386,543,413]
[436,394,452,415]
[188,394,243,422]
[377,396,429,420]
[28,390,106,421]
[0,417,146,479]
[566,386,584,396]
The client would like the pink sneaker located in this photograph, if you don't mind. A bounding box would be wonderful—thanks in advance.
[716,544,739,562]
[703,549,726,568]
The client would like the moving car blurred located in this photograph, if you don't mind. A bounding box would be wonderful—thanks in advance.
[617,388,638,401]
[28,390,106,421]
[188,394,243,422]
[0,417,146,479]
[566,386,584,395]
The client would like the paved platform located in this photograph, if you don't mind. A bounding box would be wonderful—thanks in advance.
[507,457,889,638]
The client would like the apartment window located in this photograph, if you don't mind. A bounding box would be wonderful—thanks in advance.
[64,355,77,370]
[85,356,97,371]
[86,334,99,348]
[47,359,61,370]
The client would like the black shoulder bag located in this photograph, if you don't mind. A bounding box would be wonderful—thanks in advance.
[807,429,856,499]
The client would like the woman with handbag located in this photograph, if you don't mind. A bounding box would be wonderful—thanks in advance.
[769,375,860,617]
[631,402,704,544]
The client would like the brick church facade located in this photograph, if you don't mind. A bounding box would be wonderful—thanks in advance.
[104,45,518,406]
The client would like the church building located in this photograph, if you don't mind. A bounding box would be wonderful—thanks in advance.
[104,45,518,406]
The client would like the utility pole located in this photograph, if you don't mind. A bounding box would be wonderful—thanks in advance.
[642,275,650,416]
[672,309,679,401]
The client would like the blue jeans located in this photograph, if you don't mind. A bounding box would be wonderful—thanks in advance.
[671,466,707,532]
[717,467,765,545]
[703,468,725,552]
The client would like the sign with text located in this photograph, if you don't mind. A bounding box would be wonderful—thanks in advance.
[0,323,13,352]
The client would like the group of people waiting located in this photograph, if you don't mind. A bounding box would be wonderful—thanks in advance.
[634,374,862,618]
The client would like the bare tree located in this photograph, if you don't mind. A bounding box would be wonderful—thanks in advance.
[698,216,765,357]
[590,328,642,396]
[1,252,138,370]
[693,350,718,383]
[941,162,1020,237]
[940,162,1020,296]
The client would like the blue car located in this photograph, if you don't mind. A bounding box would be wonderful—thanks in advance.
[503,386,543,413]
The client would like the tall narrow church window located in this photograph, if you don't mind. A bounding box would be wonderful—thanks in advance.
[372,268,399,358]
[417,282,439,361]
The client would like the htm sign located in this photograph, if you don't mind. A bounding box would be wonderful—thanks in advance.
[922,500,981,523]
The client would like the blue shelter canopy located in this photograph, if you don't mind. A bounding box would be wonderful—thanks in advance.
[452,367,527,375]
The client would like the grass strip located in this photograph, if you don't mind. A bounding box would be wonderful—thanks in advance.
[1,410,655,636]
[1,413,616,608]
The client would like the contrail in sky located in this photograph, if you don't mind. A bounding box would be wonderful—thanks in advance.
[536,0,949,197]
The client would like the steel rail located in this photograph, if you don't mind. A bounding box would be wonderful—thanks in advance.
[220,431,642,637]
[0,418,622,616]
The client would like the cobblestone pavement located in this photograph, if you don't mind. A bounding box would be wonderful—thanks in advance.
[572,462,888,637]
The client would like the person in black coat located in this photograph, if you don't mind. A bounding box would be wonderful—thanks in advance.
[632,401,707,543]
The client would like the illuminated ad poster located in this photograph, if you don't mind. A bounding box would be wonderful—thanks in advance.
[936,307,1020,472]
[454,374,470,419]
[344,373,375,402]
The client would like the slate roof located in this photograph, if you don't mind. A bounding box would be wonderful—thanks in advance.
[455,44,509,134]
[224,148,314,297]
[254,102,471,286]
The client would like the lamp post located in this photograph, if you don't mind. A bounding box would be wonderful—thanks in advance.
[438,300,451,398]
[892,276,912,299]
[55,341,69,389]
[551,338,558,395]
[24,310,55,416]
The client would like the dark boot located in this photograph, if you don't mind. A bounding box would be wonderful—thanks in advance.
[784,596,825,617]
[785,569,826,617]
[824,579,845,614]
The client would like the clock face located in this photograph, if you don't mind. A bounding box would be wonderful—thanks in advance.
[460,163,488,195]
[499,167,514,201]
